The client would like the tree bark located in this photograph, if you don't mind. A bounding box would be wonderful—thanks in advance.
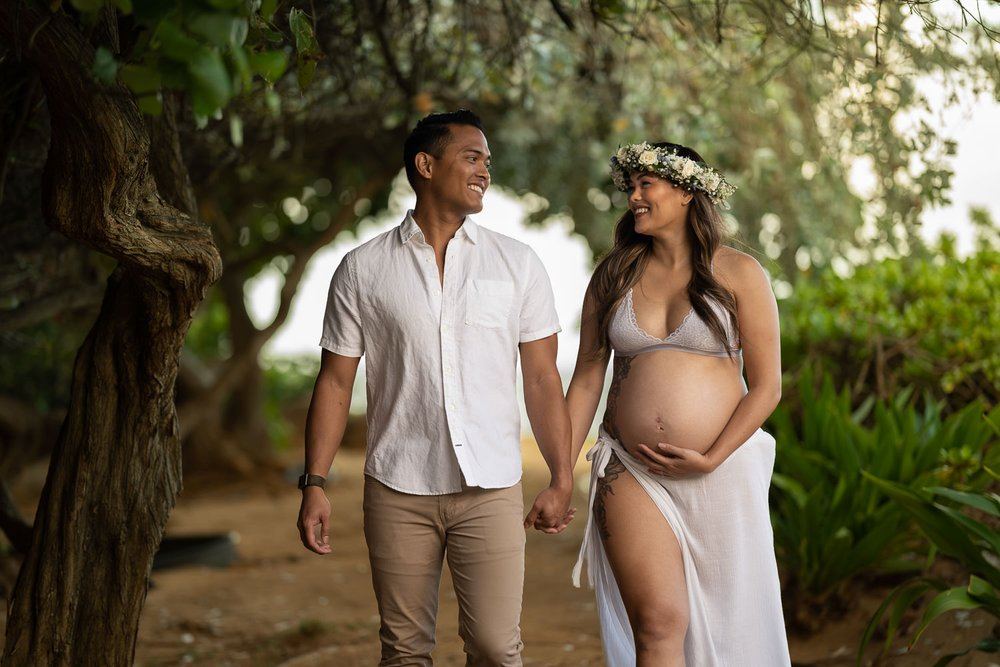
[218,267,275,466]
[0,4,221,665]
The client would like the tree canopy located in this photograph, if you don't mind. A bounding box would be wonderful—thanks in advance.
[3,0,998,467]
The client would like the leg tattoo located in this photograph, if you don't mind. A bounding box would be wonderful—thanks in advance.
[594,452,627,541]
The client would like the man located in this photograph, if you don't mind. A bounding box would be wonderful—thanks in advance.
[296,109,574,666]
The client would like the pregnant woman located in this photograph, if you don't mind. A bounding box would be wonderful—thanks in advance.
[568,142,790,666]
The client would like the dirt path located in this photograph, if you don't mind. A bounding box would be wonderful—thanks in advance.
[4,442,995,665]
[133,445,603,666]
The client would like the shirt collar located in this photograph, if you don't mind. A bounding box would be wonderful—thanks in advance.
[459,216,480,244]
[398,210,479,245]
[399,210,422,244]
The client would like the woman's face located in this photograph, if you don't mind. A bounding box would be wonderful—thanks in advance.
[627,171,692,236]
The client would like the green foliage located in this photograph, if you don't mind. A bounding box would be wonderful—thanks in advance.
[489,2,1000,273]
[263,355,317,408]
[287,7,320,90]
[146,0,1000,280]
[768,368,1000,625]
[262,355,318,450]
[858,471,1000,665]
[183,290,230,360]
[0,323,79,412]
[81,0,320,119]
[13,0,995,477]
[780,244,1000,411]
[92,46,118,84]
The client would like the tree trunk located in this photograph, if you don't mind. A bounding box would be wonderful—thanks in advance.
[218,267,279,469]
[0,5,221,664]
[4,269,198,665]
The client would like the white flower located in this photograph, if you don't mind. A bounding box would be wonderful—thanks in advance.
[638,150,658,166]
[679,159,697,179]
[616,147,628,161]
[703,172,722,191]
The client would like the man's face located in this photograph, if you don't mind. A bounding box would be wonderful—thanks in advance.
[423,124,491,215]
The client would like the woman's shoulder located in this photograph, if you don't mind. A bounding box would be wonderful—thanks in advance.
[712,246,769,292]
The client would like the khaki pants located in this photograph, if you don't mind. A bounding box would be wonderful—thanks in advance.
[363,475,526,667]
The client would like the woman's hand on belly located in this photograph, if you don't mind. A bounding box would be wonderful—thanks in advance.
[631,441,718,479]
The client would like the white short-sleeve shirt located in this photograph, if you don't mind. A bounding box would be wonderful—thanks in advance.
[320,210,561,494]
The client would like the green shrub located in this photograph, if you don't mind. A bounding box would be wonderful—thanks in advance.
[768,369,1000,630]
[780,245,999,411]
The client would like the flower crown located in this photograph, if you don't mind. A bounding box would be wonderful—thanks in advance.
[609,142,737,209]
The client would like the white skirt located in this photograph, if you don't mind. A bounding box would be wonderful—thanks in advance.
[572,426,791,666]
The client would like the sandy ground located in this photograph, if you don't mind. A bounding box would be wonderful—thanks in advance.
[132,444,602,667]
[4,442,999,666]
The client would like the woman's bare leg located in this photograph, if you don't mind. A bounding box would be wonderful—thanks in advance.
[595,452,688,667]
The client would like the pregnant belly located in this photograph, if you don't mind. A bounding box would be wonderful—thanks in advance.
[606,351,745,457]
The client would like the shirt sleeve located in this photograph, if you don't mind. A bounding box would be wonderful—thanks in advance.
[319,252,365,357]
[519,247,562,343]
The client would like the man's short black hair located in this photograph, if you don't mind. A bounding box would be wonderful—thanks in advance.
[403,109,486,188]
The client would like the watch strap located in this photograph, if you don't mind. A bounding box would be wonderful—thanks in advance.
[298,473,327,489]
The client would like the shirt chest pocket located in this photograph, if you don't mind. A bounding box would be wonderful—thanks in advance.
[465,279,514,329]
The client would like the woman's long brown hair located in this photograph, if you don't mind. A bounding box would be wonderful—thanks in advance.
[585,142,740,361]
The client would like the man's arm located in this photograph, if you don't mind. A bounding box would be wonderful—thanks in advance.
[297,349,361,555]
[519,334,575,533]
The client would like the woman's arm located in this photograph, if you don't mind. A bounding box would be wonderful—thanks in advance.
[702,249,782,468]
[566,285,612,467]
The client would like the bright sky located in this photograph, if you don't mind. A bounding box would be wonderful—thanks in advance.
[248,88,1000,375]
[916,87,999,252]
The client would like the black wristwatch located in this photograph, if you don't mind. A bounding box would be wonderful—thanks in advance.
[298,473,327,490]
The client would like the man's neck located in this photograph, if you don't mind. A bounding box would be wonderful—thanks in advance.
[412,201,467,250]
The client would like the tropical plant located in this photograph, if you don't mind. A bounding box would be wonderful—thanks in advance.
[859,467,1000,666]
[768,369,1000,630]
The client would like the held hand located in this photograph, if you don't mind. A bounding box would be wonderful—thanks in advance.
[297,487,332,555]
[524,484,576,534]
[636,442,717,478]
